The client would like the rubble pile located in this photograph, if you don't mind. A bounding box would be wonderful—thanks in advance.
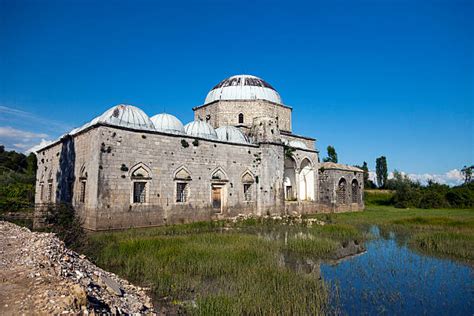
[0,221,154,315]
[229,213,326,226]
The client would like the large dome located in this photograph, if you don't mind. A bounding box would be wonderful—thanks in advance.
[204,74,282,105]
[90,104,155,130]
[184,121,218,140]
[216,126,249,144]
[150,113,184,134]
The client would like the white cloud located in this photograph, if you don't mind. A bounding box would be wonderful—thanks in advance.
[0,105,71,132]
[368,169,464,187]
[0,126,48,139]
[0,126,52,154]
[406,169,464,186]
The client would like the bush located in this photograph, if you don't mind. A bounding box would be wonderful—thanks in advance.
[44,203,86,249]
[446,183,474,208]
[388,173,474,209]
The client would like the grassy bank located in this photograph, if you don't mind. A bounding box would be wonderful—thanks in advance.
[312,191,474,262]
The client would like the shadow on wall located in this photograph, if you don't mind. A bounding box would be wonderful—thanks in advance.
[56,135,76,203]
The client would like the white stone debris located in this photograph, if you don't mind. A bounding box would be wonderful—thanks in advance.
[229,213,326,226]
[0,221,155,315]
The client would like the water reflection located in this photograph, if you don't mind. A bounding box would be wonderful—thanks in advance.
[322,226,473,315]
[251,224,473,314]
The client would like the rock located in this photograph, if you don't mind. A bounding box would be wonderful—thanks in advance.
[100,275,123,296]
[70,284,87,308]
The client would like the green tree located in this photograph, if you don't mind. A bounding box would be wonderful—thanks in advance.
[26,153,37,176]
[375,156,388,188]
[323,146,338,163]
[461,165,473,184]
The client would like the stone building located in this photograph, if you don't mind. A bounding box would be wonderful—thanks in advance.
[34,74,364,231]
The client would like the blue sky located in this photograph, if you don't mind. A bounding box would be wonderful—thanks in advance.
[0,0,472,184]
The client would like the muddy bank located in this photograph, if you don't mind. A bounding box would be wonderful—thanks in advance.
[0,221,155,315]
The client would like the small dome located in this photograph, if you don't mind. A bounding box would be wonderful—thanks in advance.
[205,74,282,104]
[216,126,249,144]
[184,121,218,140]
[150,113,184,134]
[289,140,308,149]
[92,104,155,130]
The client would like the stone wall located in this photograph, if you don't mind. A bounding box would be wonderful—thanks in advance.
[193,100,292,132]
[318,168,364,212]
[280,132,316,151]
[92,125,268,230]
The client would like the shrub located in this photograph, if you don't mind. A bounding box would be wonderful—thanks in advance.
[44,203,86,249]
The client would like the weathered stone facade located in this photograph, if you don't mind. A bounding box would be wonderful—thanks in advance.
[193,100,292,132]
[34,74,364,231]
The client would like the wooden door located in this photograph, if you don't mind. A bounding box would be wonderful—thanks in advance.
[212,186,222,210]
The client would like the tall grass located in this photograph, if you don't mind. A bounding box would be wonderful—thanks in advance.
[87,231,330,314]
[410,231,474,261]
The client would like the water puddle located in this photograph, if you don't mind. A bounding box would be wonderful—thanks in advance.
[321,226,473,315]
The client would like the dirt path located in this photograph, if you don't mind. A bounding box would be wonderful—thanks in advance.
[0,221,154,315]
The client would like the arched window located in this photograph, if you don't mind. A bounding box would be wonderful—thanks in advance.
[130,163,152,204]
[174,166,192,203]
[337,178,347,205]
[351,179,359,203]
[242,171,255,202]
[238,113,244,124]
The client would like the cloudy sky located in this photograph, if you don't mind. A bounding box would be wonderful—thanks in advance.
[0,0,472,186]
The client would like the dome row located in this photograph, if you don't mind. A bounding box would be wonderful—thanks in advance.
[69,104,250,144]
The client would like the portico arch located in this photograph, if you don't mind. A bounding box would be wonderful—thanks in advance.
[299,158,315,201]
[284,156,297,200]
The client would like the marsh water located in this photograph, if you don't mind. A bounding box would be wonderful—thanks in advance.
[321,226,473,315]
[259,225,473,315]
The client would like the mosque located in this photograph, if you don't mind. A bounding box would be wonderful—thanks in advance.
[34,74,364,230]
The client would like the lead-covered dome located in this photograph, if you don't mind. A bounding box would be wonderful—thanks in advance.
[150,113,184,134]
[205,74,282,105]
[184,121,218,140]
[91,104,155,130]
[216,126,249,144]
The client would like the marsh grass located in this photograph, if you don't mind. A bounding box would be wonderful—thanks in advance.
[309,197,474,263]
[87,230,330,314]
[410,231,474,260]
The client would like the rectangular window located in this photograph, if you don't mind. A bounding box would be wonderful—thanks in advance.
[133,182,146,203]
[243,183,252,201]
[40,184,44,202]
[176,182,188,203]
[80,181,86,203]
[48,183,53,202]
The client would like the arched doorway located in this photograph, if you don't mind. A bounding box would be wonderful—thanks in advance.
[351,179,359,203]
[337,178,347,205]
[299,158,315,201]
[284,157,297,200]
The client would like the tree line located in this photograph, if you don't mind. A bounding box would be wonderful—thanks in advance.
[0,145,37,212]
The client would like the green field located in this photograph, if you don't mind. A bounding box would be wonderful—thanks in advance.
[83,193,473,314]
